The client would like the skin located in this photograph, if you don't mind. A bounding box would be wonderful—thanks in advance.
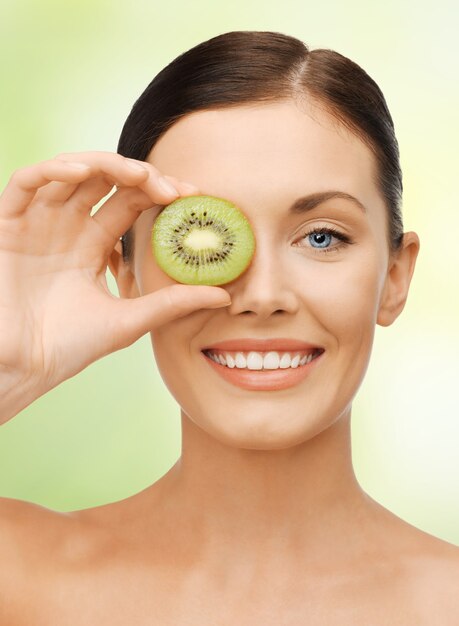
[1,99,459,625]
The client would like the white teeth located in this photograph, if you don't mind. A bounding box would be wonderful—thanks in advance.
[279,353,291,368]
[235,352,246,368]
[263,351,280,370]
[206,349,319,370]
[246,352,263,370]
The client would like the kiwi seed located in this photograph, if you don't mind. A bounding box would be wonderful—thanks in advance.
[151,195,256,286]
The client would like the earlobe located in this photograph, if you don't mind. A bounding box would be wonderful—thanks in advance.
[107,240,140,299]
[376,232,420,327]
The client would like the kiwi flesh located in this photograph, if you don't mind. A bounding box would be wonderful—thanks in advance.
[151,195,256,286]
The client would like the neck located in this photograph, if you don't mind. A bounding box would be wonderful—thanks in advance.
[152,406,375,575]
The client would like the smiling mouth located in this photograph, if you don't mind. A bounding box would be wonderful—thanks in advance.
[201,348,324,370]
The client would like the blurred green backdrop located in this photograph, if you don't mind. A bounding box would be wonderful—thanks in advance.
[0,0,458,546]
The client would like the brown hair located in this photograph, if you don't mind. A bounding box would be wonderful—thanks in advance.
[117,30,404,264]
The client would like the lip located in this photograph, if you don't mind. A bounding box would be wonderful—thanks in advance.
[201,338,323,353]
[201,349,324,391]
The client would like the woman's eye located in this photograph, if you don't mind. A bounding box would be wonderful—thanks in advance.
[297,227,354,254]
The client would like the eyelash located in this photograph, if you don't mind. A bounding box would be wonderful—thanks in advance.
[297,226,354,254]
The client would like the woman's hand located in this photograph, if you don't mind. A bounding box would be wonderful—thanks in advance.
[0,151,231,422]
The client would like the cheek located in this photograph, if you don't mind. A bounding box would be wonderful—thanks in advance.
[294,251,381,346]
[291,251,382,415]
[149,314,209,401]
[150,325,190,408]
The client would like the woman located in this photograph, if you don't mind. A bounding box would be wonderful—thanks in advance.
[0,31,457,624]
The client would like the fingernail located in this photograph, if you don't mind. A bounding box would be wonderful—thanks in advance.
[181,182,200,194]
[208,299,232,309]
[158,177,179,196]
[125,159,147,172]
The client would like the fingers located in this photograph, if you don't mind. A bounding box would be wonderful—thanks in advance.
[34,176,114,210]
[0,160,93,217]
[162,175,201,196]
[62,167,200,217]
[52,153,203,213]
[92,175,203,245]
[92,186,158,243]
[0,152,180,218]
[62,176,116,214]
[108,284,232,350]
[0,151,203,261]
[34,152,153,209]
[54,152,180,208]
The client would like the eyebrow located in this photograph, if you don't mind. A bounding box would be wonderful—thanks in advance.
[289,191,367,214]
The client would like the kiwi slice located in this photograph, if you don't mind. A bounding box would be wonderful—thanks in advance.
[151,195,256,286]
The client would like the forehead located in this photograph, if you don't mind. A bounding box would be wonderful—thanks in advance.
[136,101,387,252]
[148,100,379,211]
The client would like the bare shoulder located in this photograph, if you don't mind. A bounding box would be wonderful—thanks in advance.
[0,497,59,621]
[0,496,106,623]
[0,494,113,550]
[385,516,459,624]
[409,533,459,621]
[0,495,67,562]
[362,496,459,623]
[0,497,69,573]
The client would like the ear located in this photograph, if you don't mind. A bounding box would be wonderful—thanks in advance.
[107,239,141,299]
[377,232,420,327]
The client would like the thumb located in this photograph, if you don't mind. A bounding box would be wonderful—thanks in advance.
[110,284,231,349]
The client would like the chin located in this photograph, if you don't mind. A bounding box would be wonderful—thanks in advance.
[181,404,340,451]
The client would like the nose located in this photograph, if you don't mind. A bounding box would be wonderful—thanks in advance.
[225,238,300,320]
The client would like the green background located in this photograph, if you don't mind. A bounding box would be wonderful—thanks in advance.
[0,0,458,546]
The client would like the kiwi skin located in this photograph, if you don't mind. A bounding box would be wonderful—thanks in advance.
[151,195,256,286]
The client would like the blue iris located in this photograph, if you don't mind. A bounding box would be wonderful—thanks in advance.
[309,232,332,248]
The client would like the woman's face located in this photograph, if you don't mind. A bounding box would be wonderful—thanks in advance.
[126,100,407,450]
